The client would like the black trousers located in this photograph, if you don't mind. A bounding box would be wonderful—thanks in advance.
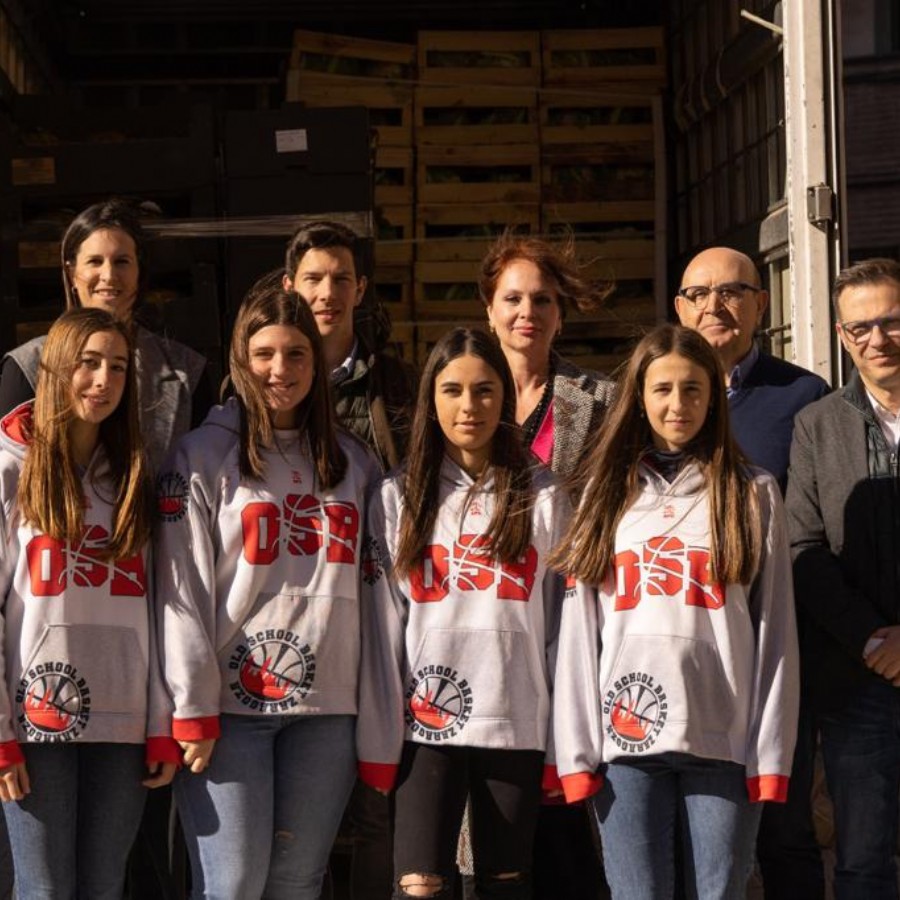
[393,742,543,900]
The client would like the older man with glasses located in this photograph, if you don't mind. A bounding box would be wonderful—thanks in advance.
[675,246,829,900]
[787,257,900,900]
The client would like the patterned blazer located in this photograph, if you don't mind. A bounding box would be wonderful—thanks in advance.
[550,352,616,479]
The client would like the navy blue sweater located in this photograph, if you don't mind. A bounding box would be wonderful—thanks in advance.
[729,351,830,492]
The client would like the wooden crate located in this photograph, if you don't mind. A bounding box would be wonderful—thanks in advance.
[542,144,656,205]
[414,85,538,146]
[542,28,666,88]
[417,145,540,204]
[285,80,414,146]
[375,205,414,266]
[418,31,540,87]
[415,203,540,263]
[289,30,415,82]
[414,259,484,320]
[566,238,656,284]
[539,90,654,146]
[375,146,414,206]
[385,320,416,365]
[374,265,414,318]
[18,240,58,269]
[542,201,657,232]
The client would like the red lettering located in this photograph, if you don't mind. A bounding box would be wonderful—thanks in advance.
[613,538,726,612]
[242,502,279,565]
[241,496,361,567]
[110,554,148,597]
[27,535,67,597]
[454,535,495,591]
[283,493,323,557]
[685,548,725,609]
[410,545,450,603]
[323,501,359,564]
[70,525,107,589]
[643,536,684,596]
[497,545,538,601]
[614,549,641,611]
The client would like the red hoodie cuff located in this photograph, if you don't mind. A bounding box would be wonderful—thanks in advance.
[561,771,604,803]
[172,716,221,741]
[146,736,183,767]
[0,740,24,769]
[747,774,789,803]
[359,761,397,792]
[542,764,562,792]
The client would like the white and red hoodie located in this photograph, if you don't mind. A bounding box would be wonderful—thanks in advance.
[553,459,799,804]
[153,399,378,743]
[356,457,589,793]
[0,402,179,768]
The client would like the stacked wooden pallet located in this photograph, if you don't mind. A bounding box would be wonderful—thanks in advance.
[285,29,416,332]
[539,27,665,373]
[285,27,666,369]
[414,31,541,333]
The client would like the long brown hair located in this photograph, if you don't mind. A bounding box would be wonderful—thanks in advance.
[552,324,760,586]
[229,272,347,487]
[394,327,533,576]
[18,308,151,560]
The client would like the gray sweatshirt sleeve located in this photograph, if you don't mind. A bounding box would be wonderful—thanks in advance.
[356,479,408,792]
[155,442,223,742]
[744,473,800,802]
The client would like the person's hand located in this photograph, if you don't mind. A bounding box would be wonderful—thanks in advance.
[178,739,216,774]
[143,761,178,788]
[864,626,900,684]
[0,763,29,802]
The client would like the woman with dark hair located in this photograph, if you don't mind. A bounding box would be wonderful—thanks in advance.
[154,274,377,899]
[552,324,799,900]
[0,198,210,473]
[357,327,585,900]
[479,232,614,479]
[0,307,177,899]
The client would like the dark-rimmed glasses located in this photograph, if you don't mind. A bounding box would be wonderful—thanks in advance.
[676,282,761,309]
[838,316,900,344]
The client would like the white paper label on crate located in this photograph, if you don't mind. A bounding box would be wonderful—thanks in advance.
[275,129,308,153]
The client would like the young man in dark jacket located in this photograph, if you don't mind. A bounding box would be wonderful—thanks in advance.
[284,220,417,900]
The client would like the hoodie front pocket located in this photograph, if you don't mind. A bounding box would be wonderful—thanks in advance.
[406,628,544,732]
[15,623,146,741]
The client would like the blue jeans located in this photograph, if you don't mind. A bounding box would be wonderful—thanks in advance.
[819,678,900,900]
[591,753,762,900]
[175,713,356,900]
[3,742,147,900]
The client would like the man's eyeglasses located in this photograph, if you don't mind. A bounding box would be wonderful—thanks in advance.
[838,316,900,344]
[676,282,761,308]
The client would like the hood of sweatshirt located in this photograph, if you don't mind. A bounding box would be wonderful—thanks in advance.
[198,396,241,434]
[0,401,33,461]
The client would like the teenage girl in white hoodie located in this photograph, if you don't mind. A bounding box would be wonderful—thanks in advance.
[0,307,175,900]
[552,324,799,900]
[358,327,588,900]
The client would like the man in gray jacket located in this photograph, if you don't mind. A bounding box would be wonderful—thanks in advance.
[786,257,900,900]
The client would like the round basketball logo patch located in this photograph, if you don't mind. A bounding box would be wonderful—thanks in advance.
[361,536,384,586]
[16,662,91,742]
[405,664,473,741]
[603,671,668,753]
[157,472,189,522]
[228,630,315,713]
